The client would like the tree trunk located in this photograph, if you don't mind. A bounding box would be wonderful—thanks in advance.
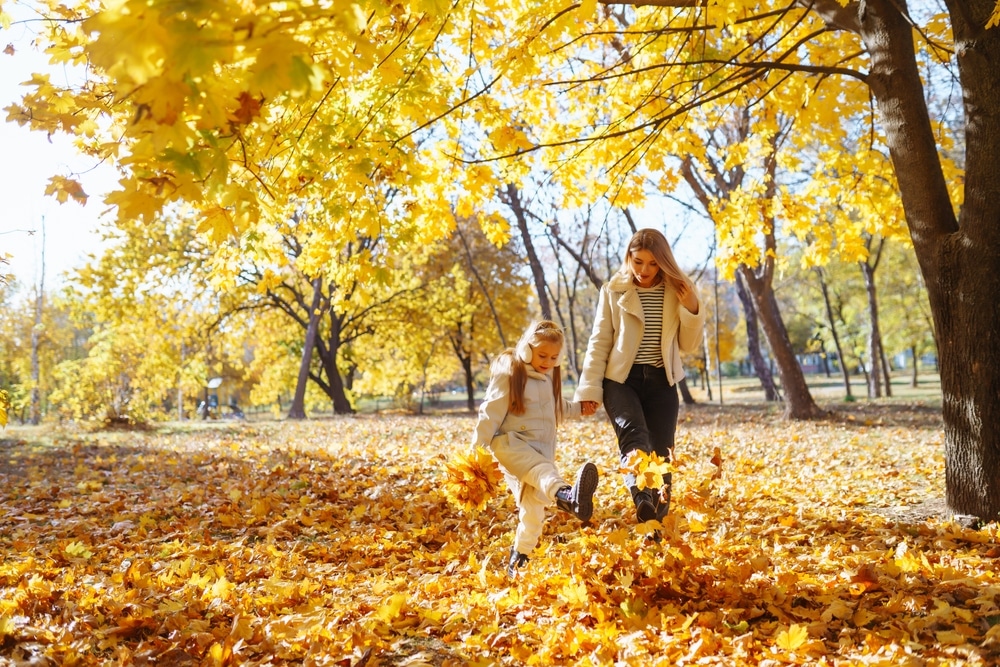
[859,249,891,398]
[910,345,919,388]
[857,0,1000,519]
[313,314,355,415]
[678,377,695,405]
[814,267,853,400]
[462,354,475,412]
[288,277,323,419]
[734,270,780,401]
[880,342,893,398]
[503,183,552,319]
[30,219,45,425]
[861,258,882,399]
[701,332,713,401]
[742,266,825,419]
[457,226,509,347]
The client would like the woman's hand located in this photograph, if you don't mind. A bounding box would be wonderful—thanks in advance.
[580,401,598,416]
[677,281,699,314]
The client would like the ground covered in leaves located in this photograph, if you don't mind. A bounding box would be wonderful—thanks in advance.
[1,402,998,666]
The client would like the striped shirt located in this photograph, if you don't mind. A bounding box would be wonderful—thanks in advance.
[635,283,665,367]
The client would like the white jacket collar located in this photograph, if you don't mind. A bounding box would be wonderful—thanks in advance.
[526,368,553,381]
[607,271,636,291]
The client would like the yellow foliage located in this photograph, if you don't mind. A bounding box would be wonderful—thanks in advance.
[443,446,504,513]
[0,389,9,428]
[0,409,995,664]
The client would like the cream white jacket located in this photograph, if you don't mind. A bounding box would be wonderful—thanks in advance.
[472,367,581,460]
[573,271,706,405]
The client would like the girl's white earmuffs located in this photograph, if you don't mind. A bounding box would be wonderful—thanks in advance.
[516,342,533,364]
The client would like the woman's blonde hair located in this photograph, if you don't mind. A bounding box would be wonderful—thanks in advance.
[619,228,690,291]
[491,320,565,422]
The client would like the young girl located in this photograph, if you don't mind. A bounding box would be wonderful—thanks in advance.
[472,320,599,577]
[576,229,705,525]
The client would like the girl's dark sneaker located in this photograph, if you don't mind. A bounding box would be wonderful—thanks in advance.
[555,462,598,522]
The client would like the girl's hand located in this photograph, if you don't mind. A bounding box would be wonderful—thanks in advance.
[677,281,699,314]
[581,401,598,416]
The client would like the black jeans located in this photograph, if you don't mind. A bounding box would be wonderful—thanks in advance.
[603,364,679,501]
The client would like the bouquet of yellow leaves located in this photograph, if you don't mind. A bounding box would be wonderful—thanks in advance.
[622,450,674,491]
[443,446,504,513]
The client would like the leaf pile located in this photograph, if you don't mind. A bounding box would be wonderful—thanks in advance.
[2,403,998,666]
[443,446,504,513]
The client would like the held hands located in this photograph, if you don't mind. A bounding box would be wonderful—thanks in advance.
[580,401,599,416]
[676,281,699,314]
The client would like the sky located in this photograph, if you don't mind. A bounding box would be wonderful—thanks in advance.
[1,5,117,292]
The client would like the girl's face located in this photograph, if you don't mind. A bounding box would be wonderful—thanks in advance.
[529,341,562,374]
[629,249,661,288]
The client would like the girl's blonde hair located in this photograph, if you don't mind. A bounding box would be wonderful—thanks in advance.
[491,320,565,423]
[618,228,691,292]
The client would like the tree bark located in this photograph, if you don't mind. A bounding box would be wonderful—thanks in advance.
[678,377,695,404]
[312,309,355,414]
[859,260,884,399]
[288,277,323,419]
[734,270,780,401]
[814,267,853,400]
[503,183,552,319]
[30,219,45,425]
[856,0,1000,520]
[742,266,825,419]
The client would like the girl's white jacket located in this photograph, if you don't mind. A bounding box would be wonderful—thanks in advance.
[574,271,706,405]
[473,367,581,464]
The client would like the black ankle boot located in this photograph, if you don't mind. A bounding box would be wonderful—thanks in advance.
[507,546,529,577]
[634,489,657,523]
[655,473,673,521]
[555,462,598,521]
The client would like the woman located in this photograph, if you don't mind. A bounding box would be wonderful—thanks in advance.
[576,229,705,524]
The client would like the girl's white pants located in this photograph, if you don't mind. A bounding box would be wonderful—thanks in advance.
[490,432,567,554]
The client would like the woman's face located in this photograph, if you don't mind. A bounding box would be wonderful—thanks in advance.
[629,249,660,288]
[528,341,562,374]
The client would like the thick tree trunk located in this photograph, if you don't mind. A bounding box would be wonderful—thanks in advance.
[858,0,1000,520]
[742,266,825,419]
[288,277,323,419]
[313,312,355,415]
[734,271,780,401]
[678,377,695,405]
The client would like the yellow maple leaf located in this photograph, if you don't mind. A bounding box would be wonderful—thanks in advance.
[775,623,808,650]
[376,593,407,623]
[559,581,589,608]
[44,175,88,205]
[64,541,93,560]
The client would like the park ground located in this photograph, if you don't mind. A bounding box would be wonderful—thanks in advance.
[2,372,999,665]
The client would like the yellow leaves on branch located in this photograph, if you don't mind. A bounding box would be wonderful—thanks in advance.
[443,445,504,512]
